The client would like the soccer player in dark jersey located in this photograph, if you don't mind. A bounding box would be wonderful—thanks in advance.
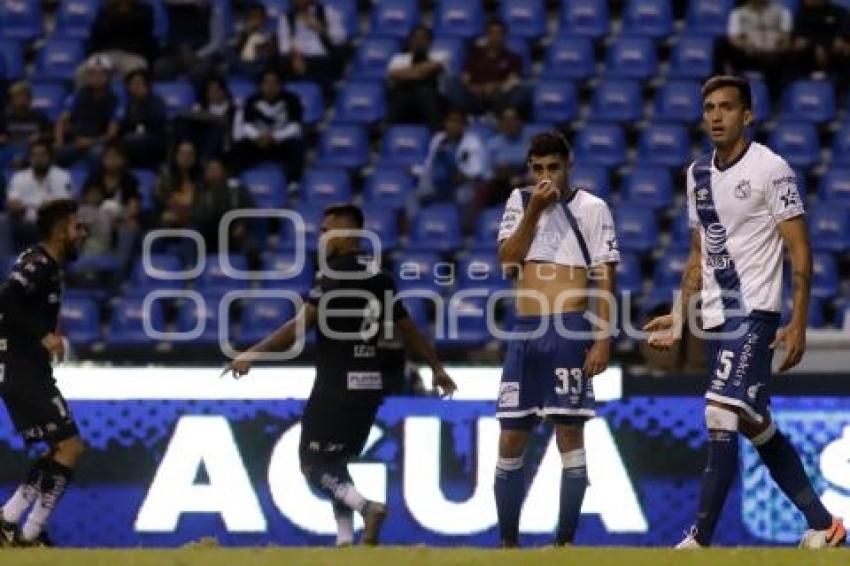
[0,199,88,547]
[224,204,456,546]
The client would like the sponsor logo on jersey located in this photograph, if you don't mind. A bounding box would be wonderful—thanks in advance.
[734,179,751,200]
[780,188,801,209]
[705,223,732,270]
[347,371,383,390]
[498,382,520,408]
[696,187,709,201]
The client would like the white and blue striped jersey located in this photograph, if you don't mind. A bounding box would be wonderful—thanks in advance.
[686,142,805,329]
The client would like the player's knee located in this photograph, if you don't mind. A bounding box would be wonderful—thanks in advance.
[498,431,528,459]
[555,424,584,452]
[705,405,738,433]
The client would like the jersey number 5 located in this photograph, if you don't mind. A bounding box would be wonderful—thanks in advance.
[715,350,735,381]
[555,367,583,396]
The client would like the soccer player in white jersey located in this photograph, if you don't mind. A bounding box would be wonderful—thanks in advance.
[645,75,846,549]
[494,132,619,546]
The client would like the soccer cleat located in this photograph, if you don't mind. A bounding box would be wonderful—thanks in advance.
[675,526,704,549]
[13,530,55,548]
[361,501,388,546]
[0,517,17,547]
[799,517,847,549]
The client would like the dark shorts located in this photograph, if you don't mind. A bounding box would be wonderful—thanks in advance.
[298,395,380,466]
[497,312,595,431]
[0,376,79,445]
[704,310,781,424]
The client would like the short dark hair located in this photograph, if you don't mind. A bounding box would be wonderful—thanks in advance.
[701,75,752,110]
[37,199,78,240]
[125,68,150,86]
[527,131,572,161]
[29,138,52,155]
[324,203,364,229]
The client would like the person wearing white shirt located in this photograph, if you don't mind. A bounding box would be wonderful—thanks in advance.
[7,140,72,250]
[386,25,449,129]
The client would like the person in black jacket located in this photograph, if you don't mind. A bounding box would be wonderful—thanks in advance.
[231,68,305,180]
[117,70,168,168]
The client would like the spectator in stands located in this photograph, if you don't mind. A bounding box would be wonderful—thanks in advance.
[83,142,143,232]
[79,0,157,86]
[716,0,793,98]
[117,70,168,168]
[6,140,72,250]
[276,0,347,96]
[387,25,448,130]
[75,179,140,281]
[154,0,228,85]
[232,2,276,80]
[791,0,850,78]
[176,76,236,161]
[416,109,488,207]
[479,106,532,210]
[0,81,52,170]
[155,140,202,229]
[447,20,529,117]
[231,69,304,180]
[55,55,120,167]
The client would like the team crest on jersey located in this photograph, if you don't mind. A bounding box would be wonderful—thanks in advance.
[734,179,751,200]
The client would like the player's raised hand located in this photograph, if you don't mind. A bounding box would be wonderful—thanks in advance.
[432,368,457,399]
[770,322,806,373]
[222,351,255,379]
[643,314,682,350]
[529,179,559,211]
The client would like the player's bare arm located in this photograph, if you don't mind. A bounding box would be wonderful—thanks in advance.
[498,179,558,266]
[771,216,812,372]
[584,262,616,378]
[225,304,318,378]
[645,229,702,349]
[396,317,457,397]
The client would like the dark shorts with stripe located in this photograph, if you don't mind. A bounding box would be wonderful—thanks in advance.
[299,394,381,466]
[0,374,79,445]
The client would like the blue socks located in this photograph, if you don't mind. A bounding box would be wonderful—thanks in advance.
[754,426,832,531]
[694,429,739,546]
[494,455,525,546]
[555,449,588,545]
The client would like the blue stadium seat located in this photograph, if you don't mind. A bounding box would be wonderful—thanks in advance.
[106,298,165,347]
[669,208,693,250]
[571,164,611,200]
[153,81,195,117]
[175,298,221,346]
[831,123,850,166]
[434,0,483,39]
[198,255,251,295]
[652,250,689,295]
[317,124,369,169]
[279,205,323,253]
[239,297,296,345]
[334,81,386,124]
[351,37,401,80]
[533,80,578,124]
[147,0,169,43]
[379,125,431,167]
[456,252,508,293]
[621,166,673,211]
[0,39,23,79]
[782,80,836,123]
[749,78,772,120]
[132,168,157,210]
[258,0,291,20]
[125,254,185,296]
[637,124,691,168]
[260,254,315,297]
[616,252,643,295]
[505,36,531,76]
[782,296,825,329]
[240,166,287,208]
[841,303,850,330]
[407,203,463,253]
[61,298,100,347]
[472,207,503,251]
[574,124,627,168]
[818,167,850,205]
[228,77,255,107]
[590,80,643,123]
[394,252,446,294]
[623,0,674,38]
[363,167,415,210]
[685,0,734,36]
[808,205,850,252]
[56,0,100,39]
[430,37,467,75]
[30,82,68,122]
[441,295,494,349]
[606,36,657,79]
[560,0,610,39]
[68,164,89,198]
[811,253,838,300]
[614,205,659,253]
[500,0,546,39]
[654,80,703,123]
[769,122,820,169]
[0,0,42,41]
[300,168,352,205]
[285,82,325,125]
[399,296,429,329]
[34,38,85,82]
[543,37,595,81]
[364,208,400,252]
[369,0,419,39]
[668,36,714,79]
[324,0,358,39]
